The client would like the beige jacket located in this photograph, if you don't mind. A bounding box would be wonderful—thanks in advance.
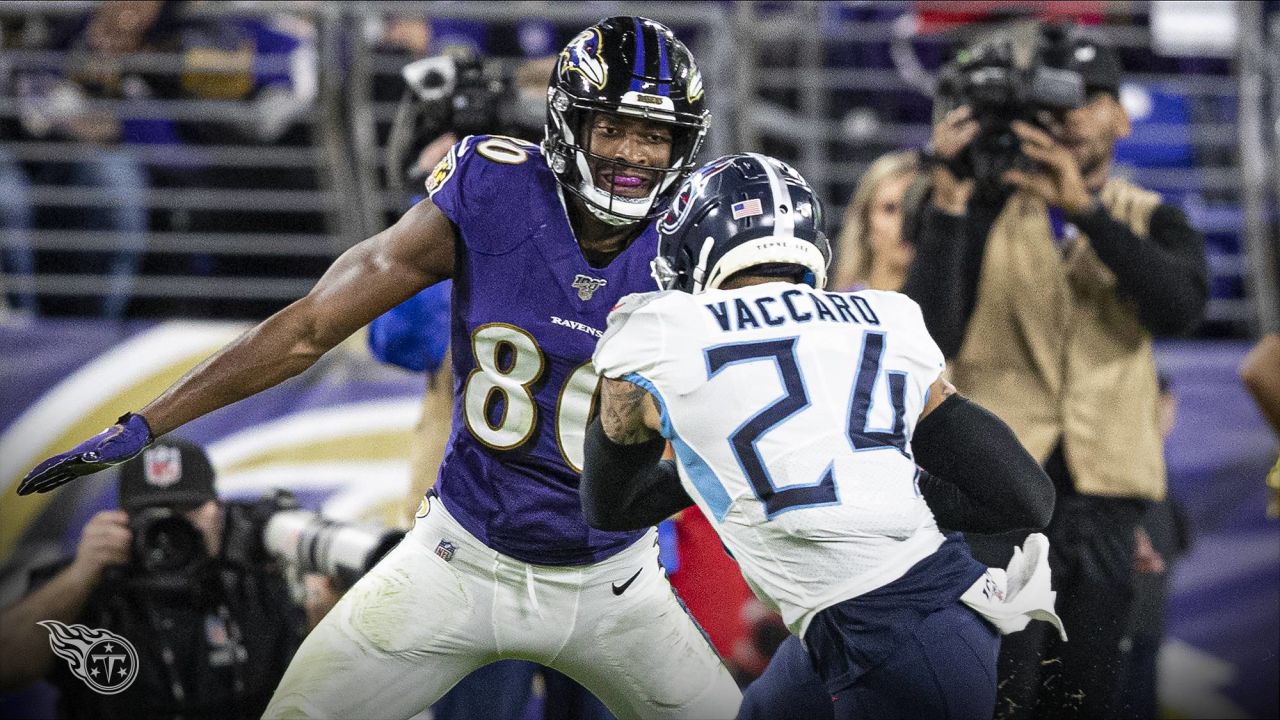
[949,179,1166,500]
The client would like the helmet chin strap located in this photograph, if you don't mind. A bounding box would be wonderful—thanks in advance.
[573,150,659,225]
[584,197,640,226]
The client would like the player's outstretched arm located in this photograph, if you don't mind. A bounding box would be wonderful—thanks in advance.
[911,377,1055,533]
[581,378,694,531]
[18,200,456,496]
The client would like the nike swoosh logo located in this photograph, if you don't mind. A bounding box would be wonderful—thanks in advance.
[611,568,643,596]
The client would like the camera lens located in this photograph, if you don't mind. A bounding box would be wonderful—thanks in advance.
[132,509,204,575]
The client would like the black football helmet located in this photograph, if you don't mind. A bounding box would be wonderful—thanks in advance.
[652,153,831,294]
[545,17,710,226]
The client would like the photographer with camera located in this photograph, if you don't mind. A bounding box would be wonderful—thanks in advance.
[0,437,340,719]
[904,27,1207,720]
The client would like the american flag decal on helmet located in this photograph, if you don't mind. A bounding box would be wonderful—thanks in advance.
[731,198,763,220]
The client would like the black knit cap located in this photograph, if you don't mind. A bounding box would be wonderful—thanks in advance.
[118,436,217,512]
[1069,35,1122,97]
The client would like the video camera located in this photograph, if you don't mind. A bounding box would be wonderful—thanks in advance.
[127,491,402,592]
[385,52,545,192]
[933,24,1086,195]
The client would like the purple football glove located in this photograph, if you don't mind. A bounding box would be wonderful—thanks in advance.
[17,413,153,496]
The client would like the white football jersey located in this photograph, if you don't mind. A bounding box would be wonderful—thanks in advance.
[594,282,949,636]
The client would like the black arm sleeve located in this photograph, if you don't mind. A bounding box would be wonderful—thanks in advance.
[580,417,694,532]
[912,394,1055,533]
[1067,203,1208,335]
[901,199,1003,359]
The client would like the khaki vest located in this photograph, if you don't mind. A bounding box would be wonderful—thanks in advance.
[949,179,1166,500]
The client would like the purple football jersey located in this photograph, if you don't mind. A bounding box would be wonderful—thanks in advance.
[426,135,653,565]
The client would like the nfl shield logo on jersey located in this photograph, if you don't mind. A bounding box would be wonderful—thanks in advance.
[143,445,183,488]
[572,274,608,301]
[435,539,457,562]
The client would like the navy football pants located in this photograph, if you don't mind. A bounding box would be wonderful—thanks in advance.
[738,633,832,720]
[739,603,999,720]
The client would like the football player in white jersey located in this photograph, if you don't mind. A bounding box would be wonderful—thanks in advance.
[580,154,1063,720]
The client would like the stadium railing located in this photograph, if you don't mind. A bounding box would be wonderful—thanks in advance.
[0,1,1273,335]
[736,1,1278,335]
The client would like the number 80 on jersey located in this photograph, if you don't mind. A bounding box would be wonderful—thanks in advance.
[462,323,600,472]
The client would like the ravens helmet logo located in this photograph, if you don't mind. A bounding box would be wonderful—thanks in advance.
[559,27,608,90]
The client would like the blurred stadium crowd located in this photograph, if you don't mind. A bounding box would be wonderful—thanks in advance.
[0,1,1274,333]
[0,2,1277,720]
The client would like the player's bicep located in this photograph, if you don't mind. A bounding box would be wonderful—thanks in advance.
[600,377,662,444]
[919,375,956,422]
[302,199,456,347]
[380,198,457,285]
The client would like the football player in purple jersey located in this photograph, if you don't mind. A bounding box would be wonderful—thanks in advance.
[17,17,740,720]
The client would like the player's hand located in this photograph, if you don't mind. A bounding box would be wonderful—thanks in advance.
[1001,120,1095,216]
[16,413,153,496]
[69,510,133,582]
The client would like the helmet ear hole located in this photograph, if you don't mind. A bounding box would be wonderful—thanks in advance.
[671,242,701,292]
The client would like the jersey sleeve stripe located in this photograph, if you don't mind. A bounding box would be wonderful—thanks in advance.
[671,435,732,521]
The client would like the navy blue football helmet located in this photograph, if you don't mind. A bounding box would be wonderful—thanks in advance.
[652,154,830,293]
[545,17,710,226]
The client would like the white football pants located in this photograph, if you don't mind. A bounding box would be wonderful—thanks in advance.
[264,493,741,720]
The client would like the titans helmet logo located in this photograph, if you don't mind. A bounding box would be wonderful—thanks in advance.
[38,620,139,695]
[658,156,737,235]
[559,28,608,90]
[571,274,608,301]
